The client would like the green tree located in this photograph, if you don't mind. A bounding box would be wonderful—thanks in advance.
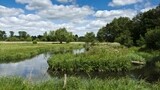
[84,32,95,43]
[48,31,56,41]
[97,27,106,42]
[55,28,70,44]
[145,28,160,49]
[9,31,14,37]
[0,30,6,41]
[18,31,27,40]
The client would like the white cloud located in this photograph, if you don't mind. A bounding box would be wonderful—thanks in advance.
[95,9,137,20]
[0,5,24,17]
[18,14,41,21]
[140,6,156,12]
[0,0,141,36]
[15,0,52,10]
[38,5,94,20]
[57,0,75,3]
[108,0,143,7]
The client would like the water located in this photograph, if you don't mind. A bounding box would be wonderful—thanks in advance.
[0,53,51,81]
[0,48,85,81]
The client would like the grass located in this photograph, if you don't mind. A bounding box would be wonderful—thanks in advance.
[0,76,158,90]
[48,44,160,72]
[0,43,82,62]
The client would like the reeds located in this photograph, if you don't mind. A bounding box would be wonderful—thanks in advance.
[0,76,157,90]
[48,44,157,72]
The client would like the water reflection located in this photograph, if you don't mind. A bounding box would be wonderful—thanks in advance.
[0,53,51,81]
[73,48,85,54]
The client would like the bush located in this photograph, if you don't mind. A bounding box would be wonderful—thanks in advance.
[32,40,37,44]
[145,28,160,49]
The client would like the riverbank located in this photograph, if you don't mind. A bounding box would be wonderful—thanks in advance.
[48,44,160,72]
[0,43,82,62]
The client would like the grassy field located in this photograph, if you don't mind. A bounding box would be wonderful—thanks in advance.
[48,44,160,72]
[0,76,159,90]
[0,43,82,62]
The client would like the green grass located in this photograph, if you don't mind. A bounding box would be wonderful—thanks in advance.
[0,43,82,62]
[48,44,159,72]
[0,76,158,90]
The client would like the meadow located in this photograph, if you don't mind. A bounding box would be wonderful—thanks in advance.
[0,43,82,62]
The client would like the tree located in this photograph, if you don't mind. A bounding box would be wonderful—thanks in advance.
[145,28,160,49]
[42,32,48,41]
[84,32,95,43]
[74,34,79,42]
[97,27,106,42]
[9,31,14,37]
[18,31,27,40]
[0,30,6,41]
[48,31,56,41]
[97,17,133,46]
[55,28,70,44]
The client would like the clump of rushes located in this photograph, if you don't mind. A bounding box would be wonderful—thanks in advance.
[0,76,158,90]
[0,43,82,63]
[48,44,158,72]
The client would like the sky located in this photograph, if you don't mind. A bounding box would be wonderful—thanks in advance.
[0,0,159,36]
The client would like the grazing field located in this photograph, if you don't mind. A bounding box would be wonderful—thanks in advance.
[0,77,159,90]
[48,44,160,72]
[0,43,82,62]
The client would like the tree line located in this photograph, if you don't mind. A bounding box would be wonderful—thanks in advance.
[97,5,160,49]
[0,27,92,43]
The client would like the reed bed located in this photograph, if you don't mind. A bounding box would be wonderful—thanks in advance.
[48,45,158,72]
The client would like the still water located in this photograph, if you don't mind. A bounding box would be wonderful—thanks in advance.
[0,53,51,81]
[0,49,85,81]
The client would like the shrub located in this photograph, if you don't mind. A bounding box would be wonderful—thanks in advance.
[145,28,160,49]
[33,40,37,44]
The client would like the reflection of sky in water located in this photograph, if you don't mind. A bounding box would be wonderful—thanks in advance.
[0,53,51,81]
[73,48,85,54]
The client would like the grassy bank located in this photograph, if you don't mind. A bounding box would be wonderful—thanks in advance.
[0,43,82,62]
[0,76,159,90]
[48,44,159,72]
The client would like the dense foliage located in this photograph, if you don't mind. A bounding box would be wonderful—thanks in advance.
[97,5,160,49]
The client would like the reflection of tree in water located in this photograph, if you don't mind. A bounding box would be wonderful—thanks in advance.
[132,56,160,83]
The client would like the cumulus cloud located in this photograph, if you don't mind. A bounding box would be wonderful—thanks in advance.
[108,0,143,7]
[94,9,137,22]
[0,0,141,36]
[57,0,75,3]
[15,0,52,10]
[37,5,94,20]
[0,5,24,17]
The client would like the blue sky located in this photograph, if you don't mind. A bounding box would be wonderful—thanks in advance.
[0,0,159,36]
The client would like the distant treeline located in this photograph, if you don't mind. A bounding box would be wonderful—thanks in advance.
[0,5,160,49]
[0,28,86,43]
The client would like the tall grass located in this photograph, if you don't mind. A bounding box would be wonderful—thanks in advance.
[48,44,158,72]
[0,43,82,62]
[0,76,157,90]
